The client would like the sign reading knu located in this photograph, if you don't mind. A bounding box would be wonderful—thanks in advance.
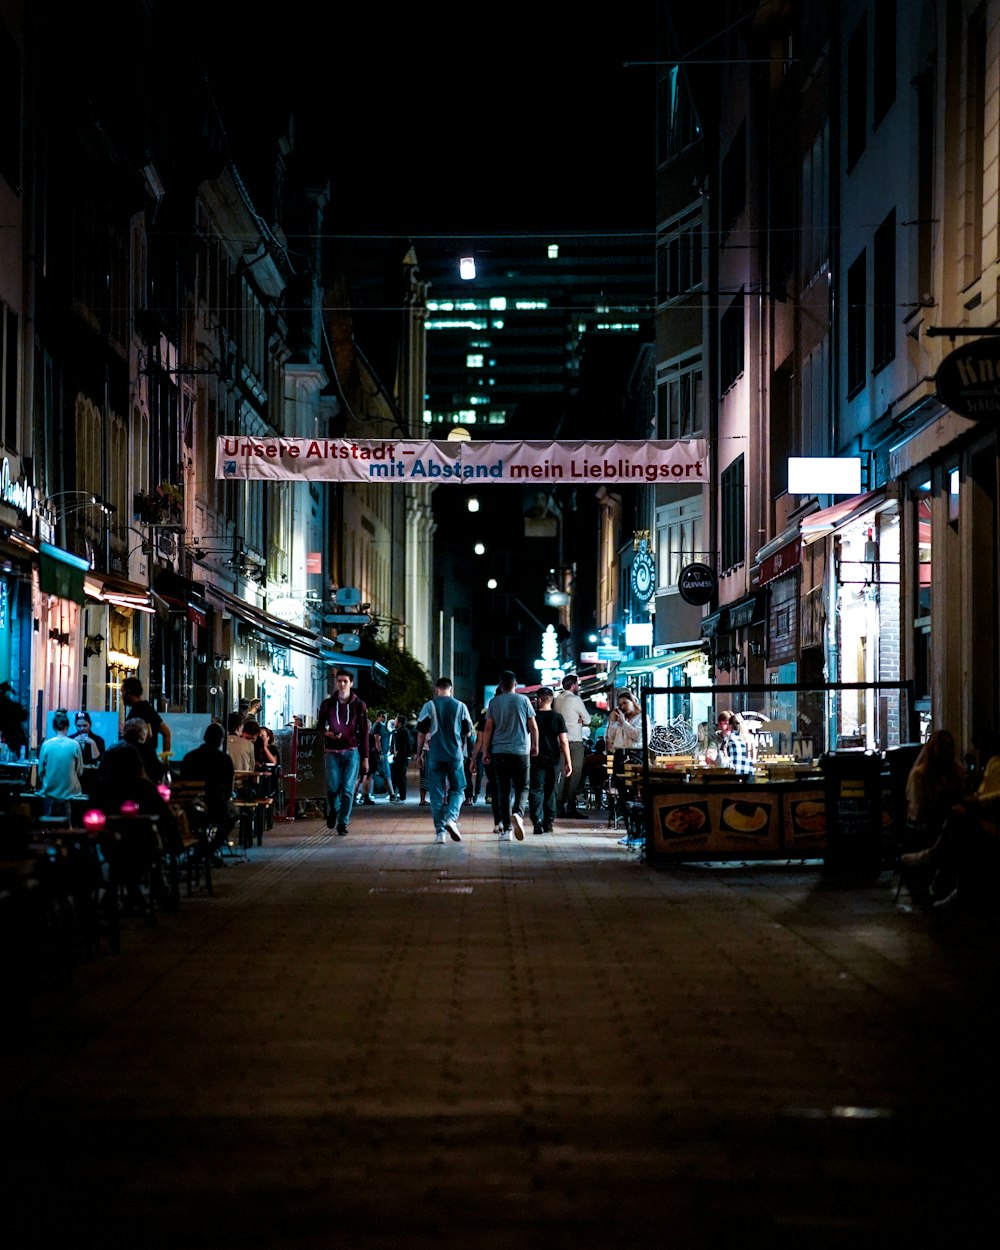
[935,339,1000,418]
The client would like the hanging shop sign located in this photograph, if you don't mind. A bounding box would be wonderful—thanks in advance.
[215,437,709,486]
[935,338,1000,418]
[677,562,717,606]
[630,537,656,604]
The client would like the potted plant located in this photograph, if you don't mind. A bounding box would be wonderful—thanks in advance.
[133,481,183,524]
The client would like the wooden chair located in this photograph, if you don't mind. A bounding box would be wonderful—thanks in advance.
[164,781,214,899]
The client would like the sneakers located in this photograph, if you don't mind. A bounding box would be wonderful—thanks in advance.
[434,830,447,843]
[337,823,348,836]
[533,825,543,835]
[498,829,511,841]
[445,819,462,842]
[361,796,375,806]
[511,813,525,841]
[493,824,503,835]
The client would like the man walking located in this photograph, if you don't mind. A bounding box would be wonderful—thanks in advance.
[481,670,538,841]
[553,672,589,818]
[361,710,396,803]
[389,714,412,802]
[416,677,473,843]
[317,670,369,835]
[529,687,572,834]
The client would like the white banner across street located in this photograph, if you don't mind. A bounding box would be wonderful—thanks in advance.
[215,437,709,485]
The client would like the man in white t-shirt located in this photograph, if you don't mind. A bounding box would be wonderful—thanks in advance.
[553,672,589,818]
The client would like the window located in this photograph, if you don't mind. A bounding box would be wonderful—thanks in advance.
[847,15,867,169]
[873,210,895,371]
[656,500,704,590]
[873,0,896,126]
[658,65,701,163]
[801,123,830,281]
[656,355,704,439]
[466,354,483,368]
[721,456,745,571]
[720,123,746,238]
[965,9,986,285]
[847,250,867,395]
[657,212,702,304]
[720,293,744,394]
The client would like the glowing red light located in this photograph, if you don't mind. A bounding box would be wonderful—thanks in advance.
[158,784,171,802]
[83,808,106,829]
[120,799,140,816]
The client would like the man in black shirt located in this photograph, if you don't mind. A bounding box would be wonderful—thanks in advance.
[121,676,172,781]
[180,722,237,849]
[528,687,572,834]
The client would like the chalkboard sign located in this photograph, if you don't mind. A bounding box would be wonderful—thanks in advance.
[277,726,326,801]
[819,752,885,878]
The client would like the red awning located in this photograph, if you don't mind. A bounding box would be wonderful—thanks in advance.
[757,536,801,586]
[799,486,897,544]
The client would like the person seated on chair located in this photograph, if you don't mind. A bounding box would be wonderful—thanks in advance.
[902,728,1000,911]
[903,729,966,852]
[581,738,609,807]
[180,722,237,851]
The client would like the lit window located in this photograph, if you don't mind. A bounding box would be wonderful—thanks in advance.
[548,244,559,259]
[466,354,484,368]
[489,297,507,311]
[460,257,476,280]
[492,319,504,329]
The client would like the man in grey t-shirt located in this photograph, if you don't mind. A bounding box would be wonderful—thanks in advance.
[417,677,473,843]
[481,669,538,841]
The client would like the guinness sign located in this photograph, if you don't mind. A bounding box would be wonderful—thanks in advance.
[677,562,716,606]
[935,338,1000,418]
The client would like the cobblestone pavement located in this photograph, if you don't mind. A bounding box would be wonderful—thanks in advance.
[2,796,996,1248]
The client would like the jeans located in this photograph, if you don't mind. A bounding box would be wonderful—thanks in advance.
[427,756,465,833]
[491,752,529,831]
[529,759,559,830]
[324,749,360,827]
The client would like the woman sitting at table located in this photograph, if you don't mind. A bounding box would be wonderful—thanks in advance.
[89,740,175,822]
[88,740,178,914]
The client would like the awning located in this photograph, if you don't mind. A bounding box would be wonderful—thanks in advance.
[206,584,325,658]
[153,570,209,626]
[39,542,89,606]
[753,525,802,586]
[725,591,766,630]
[615,645,705,676]
[700,610,725,639]
[85,571,156,614]
[799,485,897,545]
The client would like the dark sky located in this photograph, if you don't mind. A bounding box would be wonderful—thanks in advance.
[203,10,656,238]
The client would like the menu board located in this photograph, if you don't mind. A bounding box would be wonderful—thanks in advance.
[783,788,827,853]
[651,789,781,856]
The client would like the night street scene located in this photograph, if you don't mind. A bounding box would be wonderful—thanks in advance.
[0,3,997,1247]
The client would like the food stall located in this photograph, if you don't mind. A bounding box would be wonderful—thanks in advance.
[632,681,919,870]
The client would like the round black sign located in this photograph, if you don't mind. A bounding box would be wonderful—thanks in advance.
[935,338,1000,418]
[677,562,716,606]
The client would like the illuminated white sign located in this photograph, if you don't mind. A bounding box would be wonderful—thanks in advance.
[787,457,862,496]
[625,622,653,646]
